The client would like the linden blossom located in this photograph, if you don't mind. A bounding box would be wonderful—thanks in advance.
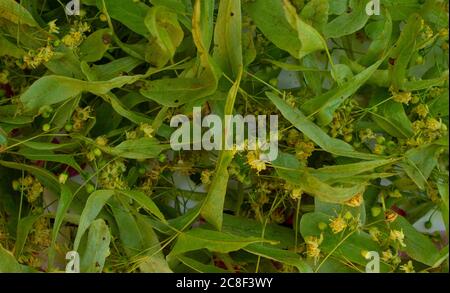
[170,107,279,161]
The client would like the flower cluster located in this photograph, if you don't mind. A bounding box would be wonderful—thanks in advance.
[126,123,155,140]
[328,99,357,142]
[305,234,323,262]
[12,175,44,203]
[98,160,128,190]
[61,21,91,48]
[22,44,55,69]
[70,106,93,132]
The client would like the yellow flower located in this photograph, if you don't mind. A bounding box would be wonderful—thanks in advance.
[73,120,84,132]
[95,136,109,146]
[388,189,402,198]
[369,227,382,243]
[425,118,441,131]
[38,45,54,62]
[412,120,426,133]
[422,24,434,40]
[414,104,429,118]
[286,129,300,146]
[28,181,44,203]
[0,70,9,84]
[291,187,303,200]
[392,91,412,104]
[373,144,385,155]
[295,141,315,160]
[381,249,394,262]
[126,131,138,140]
[345,192,363,207]
[48,20,59,34]
[329,215,347,234]
[384,210,398,223]
[23,45,54,69]
[390,229,406,247]
[305,234,323,261]
[32,217,51,247]
[359,128,375,142]
[400,260,415,273]
[285,183,302,200]
[247,151,267,173]
[140,123,154,138]
[201,170,213,186]
[62,31,83,48]
[75,106,92,121]
[76,21,91,34]
[439,28,449,38]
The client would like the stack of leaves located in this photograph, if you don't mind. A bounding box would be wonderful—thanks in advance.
[0,0,449,273]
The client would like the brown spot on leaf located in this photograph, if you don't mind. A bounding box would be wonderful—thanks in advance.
[102,34,112,45]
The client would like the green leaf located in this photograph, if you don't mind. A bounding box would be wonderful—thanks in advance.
[85,57,143,81]
[145,5,184,67]
[371,97,414,139]
[79,29,113,62]
[402,73,449,92]
[139,74,219,107]
[438,177,449,214]
[323,0,370,38]
[0,35,26,58]
[384,0,422,21]
[220,214,295,249]
[264,59,327,72]
[18,148,83,174]
[194,0,215,52]
[167,228,272,265]
[329,0,348,15]
[0,244,34,272]
[282,0,327,60]
[310,158,399,182]
[14,214,41,257]
[429,91,449,118]
[74,190,114,250]
[0,127,7,145]
[80,219,111,273]
[0,105,35,125]
[134,215,172,272]
[99,93,154,125]
[0,0,39,27]
[300,212,388,272]
[109,199,171,272]
[267,92,381,160]
[391,216,440,266]
[200,71,242,230]
[13,140,79,151]
[244,0,300,58]
[301,58,385,126]
[300,0,329,33]
[116,190,166,222]
[244,244,312,273]
[360,11,393,66]
[49,185,74,267]
[176,255,229,273]
[97,0,150,36]
[276,167,367,203]
[402,143,445,190]
[45,48,86,80]
[21,75,143,111]
[388,14,422,91]
[108,137,169,160]
[140,0,220,107]
[213,0,243,78]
